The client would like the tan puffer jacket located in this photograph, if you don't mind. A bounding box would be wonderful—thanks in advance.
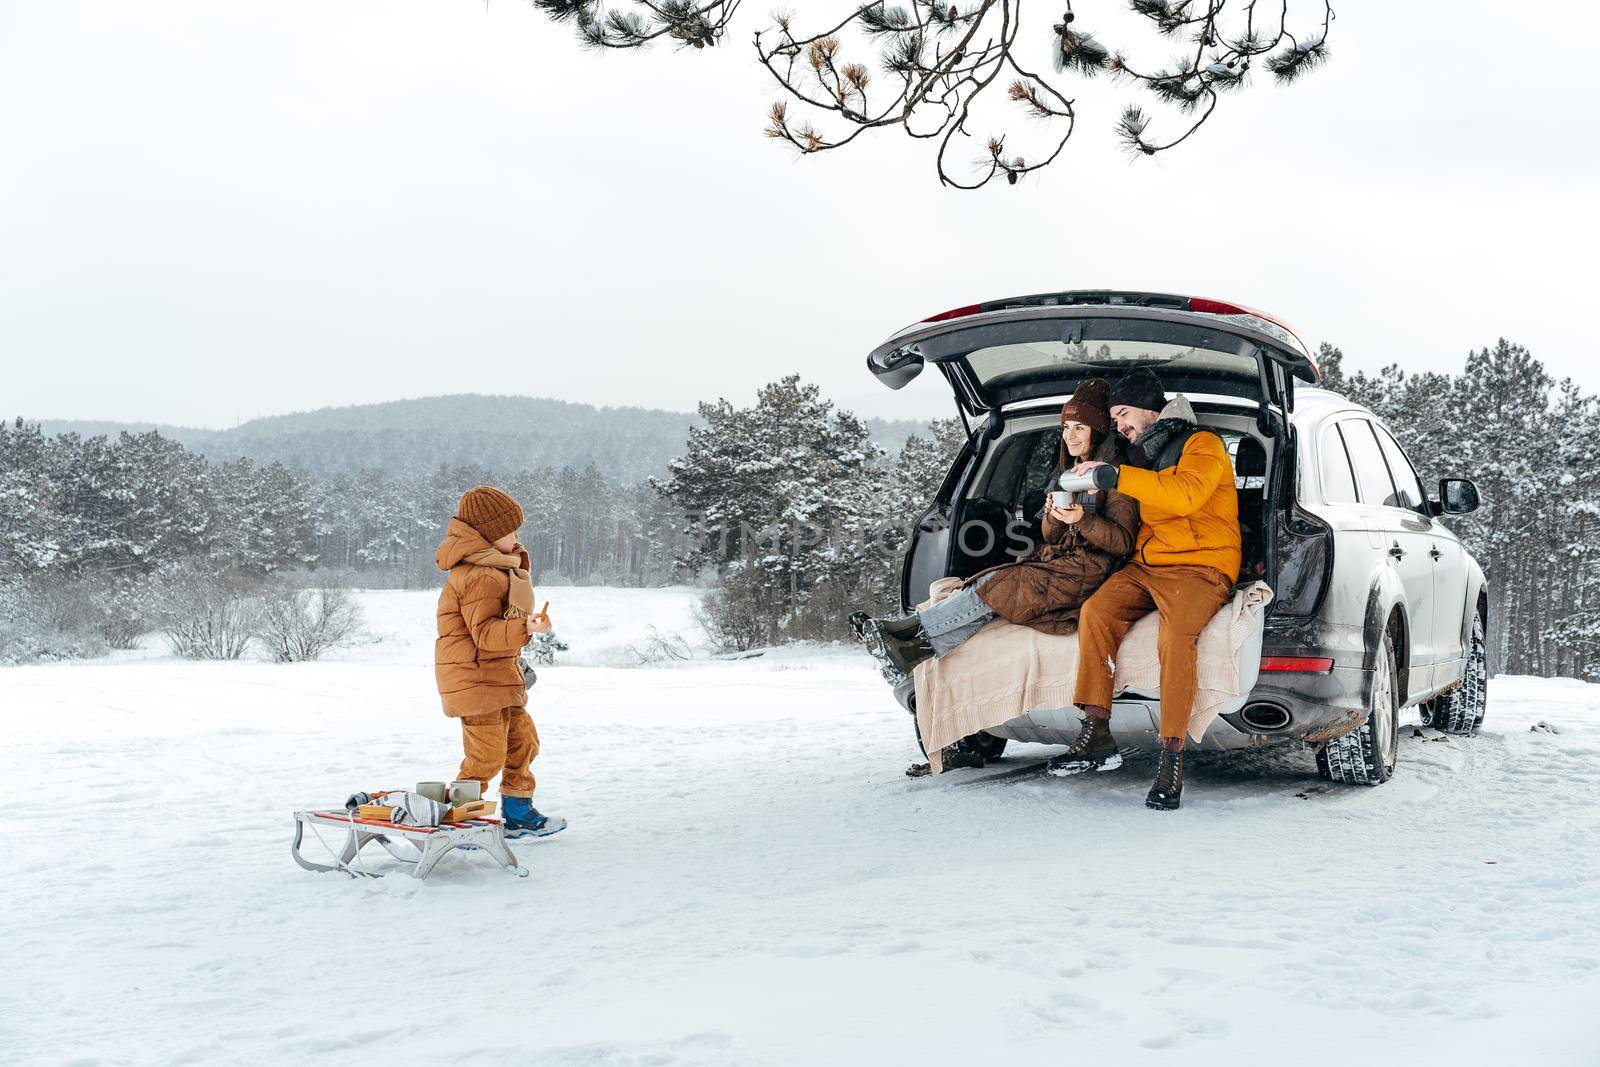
[434,518,531,717]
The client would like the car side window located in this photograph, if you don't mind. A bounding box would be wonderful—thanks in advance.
[1022,430,1061,497]
[980,430,1055,506]
[1372,423,1427,512]
[1319,424,1359,503]
[1340,419,1398,508]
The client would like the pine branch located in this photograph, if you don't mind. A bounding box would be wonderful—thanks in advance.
[528,0,1337,188]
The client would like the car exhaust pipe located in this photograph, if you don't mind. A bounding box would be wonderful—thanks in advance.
[1239,702,1292,731]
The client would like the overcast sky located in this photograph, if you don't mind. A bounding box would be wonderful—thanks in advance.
[3,0,1595,428]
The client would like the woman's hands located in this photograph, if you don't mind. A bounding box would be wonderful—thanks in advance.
[525,613,552,635]
[1046,502,1084,525]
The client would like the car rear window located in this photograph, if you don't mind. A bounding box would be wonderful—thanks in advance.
[930,317,1263,397]
[1320,425,1359,503]
[1340,420,1398,507]
[967,340,1260,395]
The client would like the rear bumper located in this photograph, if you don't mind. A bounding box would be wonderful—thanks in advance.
[1231,664,1370,743]
[989,699,1268,751]
[895,666,1373,750]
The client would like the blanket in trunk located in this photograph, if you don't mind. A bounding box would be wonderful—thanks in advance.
[913,578,1274,772]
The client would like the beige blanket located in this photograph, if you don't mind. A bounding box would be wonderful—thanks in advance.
[913,579,1275,772]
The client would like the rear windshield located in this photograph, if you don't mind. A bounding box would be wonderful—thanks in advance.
[922,317,1263,397]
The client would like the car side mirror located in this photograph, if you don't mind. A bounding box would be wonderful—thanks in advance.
[1438,477,1480,515]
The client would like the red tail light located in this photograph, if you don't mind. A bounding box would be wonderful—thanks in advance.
[922,304,983,323]
[1259,656,1335,674]
[1189,297,1250,316]
[898,303,985,334]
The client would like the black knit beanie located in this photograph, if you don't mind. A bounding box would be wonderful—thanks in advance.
[1109,368,1167,414]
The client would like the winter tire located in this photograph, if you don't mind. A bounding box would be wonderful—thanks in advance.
[911,713,1005,766]
[971,731,1008,760]
[1425,613,1488,735]
[1317,627,1399,786]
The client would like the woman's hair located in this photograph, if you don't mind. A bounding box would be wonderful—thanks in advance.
[1061,423,1105,463]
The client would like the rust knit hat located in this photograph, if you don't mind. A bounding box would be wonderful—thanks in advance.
[457,485,523,543]
[1059,377,1111,434]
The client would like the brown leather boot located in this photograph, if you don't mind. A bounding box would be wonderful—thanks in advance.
[1045,715,1122,777]
[1146,746,1184,810]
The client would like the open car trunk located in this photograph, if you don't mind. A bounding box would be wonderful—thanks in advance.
[874,296,1314,614]
[871,293,1325,755]
[948,402,1276,580]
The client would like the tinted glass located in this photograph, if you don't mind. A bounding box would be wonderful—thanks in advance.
[923,318,1259,395]
[1320,425,1358,503]
[980,430,1058,506]
[1023,431,1062,495]
[1373,424,1426,511]
[1340,420,1397,507]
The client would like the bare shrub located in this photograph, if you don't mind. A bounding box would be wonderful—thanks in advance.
[694,567,781,652]
[780,576,870,643]
[628,624,693,666]
[258,586,363,663]
[77,572,157,650]
[154,565,256,660]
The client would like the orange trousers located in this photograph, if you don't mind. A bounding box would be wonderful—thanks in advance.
[458,706,539,799]
[1073,561,1234,740]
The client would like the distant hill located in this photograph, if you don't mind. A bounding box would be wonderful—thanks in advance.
[34,395,936,484]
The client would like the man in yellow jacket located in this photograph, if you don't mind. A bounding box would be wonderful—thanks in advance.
[1045,368,1241,811]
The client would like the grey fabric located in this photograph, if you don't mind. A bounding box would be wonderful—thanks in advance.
[919,579,998,658]
[343,790,448,827]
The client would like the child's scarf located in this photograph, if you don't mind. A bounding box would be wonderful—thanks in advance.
[463,547,535,619]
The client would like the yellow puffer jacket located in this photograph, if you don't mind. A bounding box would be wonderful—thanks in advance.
[1115,403,1241,582]
[434,518,531,718]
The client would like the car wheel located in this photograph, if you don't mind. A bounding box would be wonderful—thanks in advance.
[1317,627,1400,786]
[912,714,1006,765]
[1426,613,1488,735]
[972,731,1008,760]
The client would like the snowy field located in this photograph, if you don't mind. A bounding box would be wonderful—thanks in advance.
[3,586,1598,1065]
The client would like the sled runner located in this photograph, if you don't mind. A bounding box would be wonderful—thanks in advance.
[291,807,528,880]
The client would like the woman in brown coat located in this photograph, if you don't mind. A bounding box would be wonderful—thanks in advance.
[851,378,1140,679]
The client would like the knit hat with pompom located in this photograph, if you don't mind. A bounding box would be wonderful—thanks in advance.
[1058,377,1111,434]
[457,485,523,543]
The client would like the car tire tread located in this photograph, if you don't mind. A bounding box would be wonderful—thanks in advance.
[1317,629,1398,786]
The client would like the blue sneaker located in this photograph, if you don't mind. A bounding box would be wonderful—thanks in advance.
[501,796,568,839]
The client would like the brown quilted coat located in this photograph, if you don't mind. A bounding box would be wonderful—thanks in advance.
[967,432,1141,635]
[434,517,531,718]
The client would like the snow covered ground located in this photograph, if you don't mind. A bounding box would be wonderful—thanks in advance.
[3,586,1598,1065]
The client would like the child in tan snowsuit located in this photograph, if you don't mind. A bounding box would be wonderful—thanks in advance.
[434,485,565,838]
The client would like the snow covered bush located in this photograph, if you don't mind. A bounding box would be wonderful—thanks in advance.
[0,579,102,665]
[527,629,569,666]
[257,586,363,663]
[152,565,256,661]
[79,573,157,650]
